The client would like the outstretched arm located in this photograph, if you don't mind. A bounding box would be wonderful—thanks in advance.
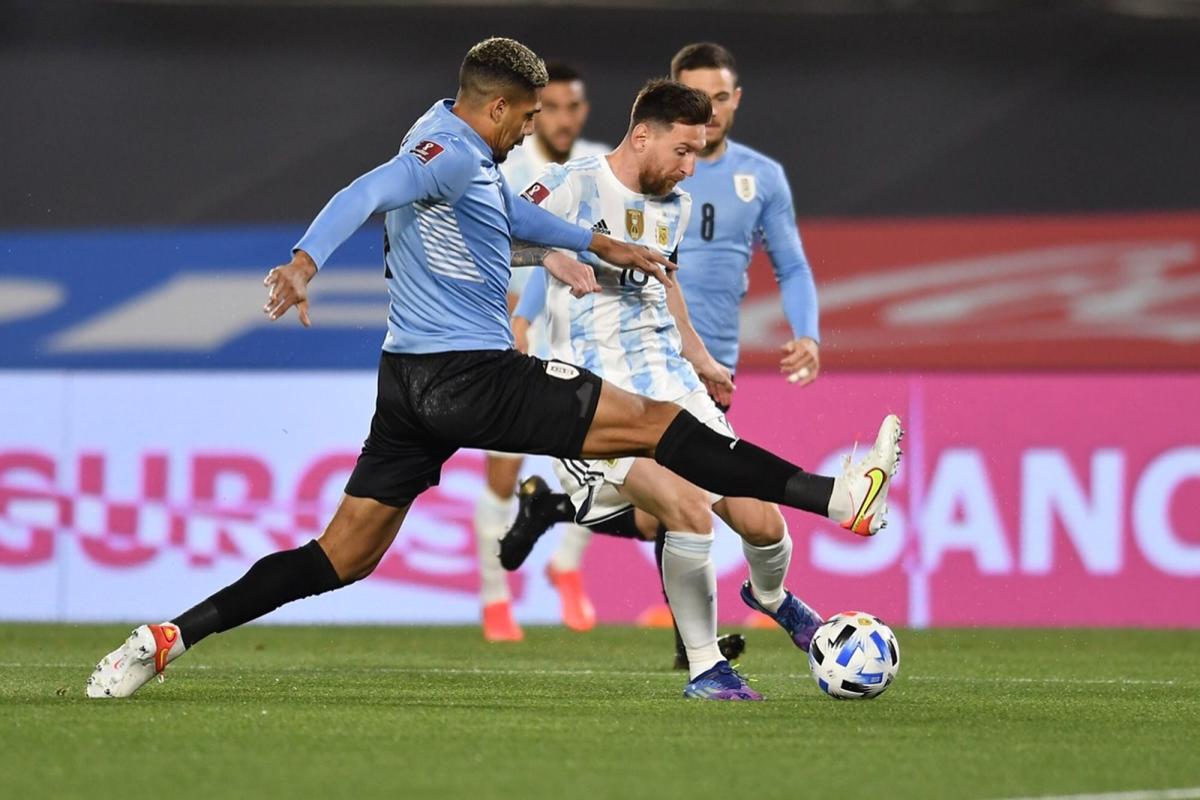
[760,163,820,385]
[510,240,598,299]
[665,276,734,407]
[510,195,678,288]
[266,140,476,325]
[295,147,474,269]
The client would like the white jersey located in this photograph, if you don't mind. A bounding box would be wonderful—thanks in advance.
[529,154,701,401]
[500,137,609,295]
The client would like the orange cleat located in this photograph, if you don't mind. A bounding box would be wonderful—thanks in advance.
[636,603,676,629]
[482,600,524,642]
[546,565,596,632]
[743,610,780,629]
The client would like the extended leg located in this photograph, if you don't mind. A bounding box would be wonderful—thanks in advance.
[85,495,408,698]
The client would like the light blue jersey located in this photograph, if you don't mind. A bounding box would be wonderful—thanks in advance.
[532,155,701,402]
[293,99,592,354]
[676,140,819,371]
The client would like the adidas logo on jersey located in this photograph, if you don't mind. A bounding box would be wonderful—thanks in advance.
[591,219,611,235]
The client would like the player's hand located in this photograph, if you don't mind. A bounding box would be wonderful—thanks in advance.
[544,251,599,298]
[693,355,735,408]
[511,315,531,354]
[588,234,677,288]
[263,250,318,327]
[781,337,820,387]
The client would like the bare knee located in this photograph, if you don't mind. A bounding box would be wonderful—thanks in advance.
[737,503,787,548]
[655,485,713,534]
[633,509,660,541]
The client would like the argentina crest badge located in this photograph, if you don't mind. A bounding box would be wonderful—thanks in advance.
[733,173,756,203]
[656,221,670,248]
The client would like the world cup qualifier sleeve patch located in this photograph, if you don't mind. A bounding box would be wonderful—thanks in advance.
[411,140,445,164]
[522,182,551,205]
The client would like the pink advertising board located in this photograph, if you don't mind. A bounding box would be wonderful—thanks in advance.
[1,371,1196,627]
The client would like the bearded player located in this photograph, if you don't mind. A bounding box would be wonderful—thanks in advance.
[502,43,862,671]
[507,79,900,697]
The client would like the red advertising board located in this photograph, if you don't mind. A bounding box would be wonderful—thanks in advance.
[738,212,1200,370]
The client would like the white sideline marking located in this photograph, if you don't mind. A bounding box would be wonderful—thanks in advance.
[991,788,1200,800]
[2,663,1188,686]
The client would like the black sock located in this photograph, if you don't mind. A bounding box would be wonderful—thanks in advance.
[654,411,834,516]
[171,540,343,647]
[653,526,686,660]
[588,508,644,540]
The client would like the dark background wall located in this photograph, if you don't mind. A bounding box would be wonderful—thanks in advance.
[2,1,1198,229]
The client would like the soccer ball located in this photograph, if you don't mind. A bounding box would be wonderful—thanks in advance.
[808,611,900,699]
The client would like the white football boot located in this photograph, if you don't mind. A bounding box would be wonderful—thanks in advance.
[85,623,185,699]
[829,414,903,536]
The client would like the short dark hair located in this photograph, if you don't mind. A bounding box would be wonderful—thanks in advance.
[630,78,712,129]
[459,37,548,101]
[670,42,738,83]
[545,61,583,84]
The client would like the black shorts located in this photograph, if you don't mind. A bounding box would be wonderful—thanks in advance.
[345,349,603,508]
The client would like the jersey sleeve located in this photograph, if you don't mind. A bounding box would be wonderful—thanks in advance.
[293,136,477,268]
[507,165,591,253]
[759,161,820,342]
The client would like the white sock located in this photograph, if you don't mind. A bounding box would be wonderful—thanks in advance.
[549,524,592,572]
[474,487,515,605]
[742,529,793,613]
[661,531,722,679]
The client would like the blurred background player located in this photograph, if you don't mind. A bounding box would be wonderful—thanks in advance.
[503,42,823,668]
[474,61,610,642]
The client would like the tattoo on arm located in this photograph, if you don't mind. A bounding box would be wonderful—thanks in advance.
[510,239,551,267]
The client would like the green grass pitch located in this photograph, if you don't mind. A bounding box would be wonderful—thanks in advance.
[2,623,1198,800]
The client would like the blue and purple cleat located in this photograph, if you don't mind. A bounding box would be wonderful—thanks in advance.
[739,581,824,652]
[683,660,763,701]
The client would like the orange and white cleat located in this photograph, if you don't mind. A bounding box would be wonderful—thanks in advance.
[831,414,903,536]
[482,600,524,642]
[546,564,596,632]
[636,603,675,629]
[85,622,185,698]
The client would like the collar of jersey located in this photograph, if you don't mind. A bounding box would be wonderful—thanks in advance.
[433,99,495,166]
[696,138,739,171]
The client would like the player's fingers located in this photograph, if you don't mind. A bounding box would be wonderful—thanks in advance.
[298,301,311,328]
[787,366,815,385]
[643,261,672,288]
[794,370,818,388]
[267,295,294,321]
[646,248,677,270]
[714,383,732,407]
[780,350,816,372]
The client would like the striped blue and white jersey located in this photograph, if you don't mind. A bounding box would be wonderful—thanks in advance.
[500,137,609,297]
[529,155,701,401]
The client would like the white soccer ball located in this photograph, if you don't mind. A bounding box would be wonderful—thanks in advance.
[807,611,900,699]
